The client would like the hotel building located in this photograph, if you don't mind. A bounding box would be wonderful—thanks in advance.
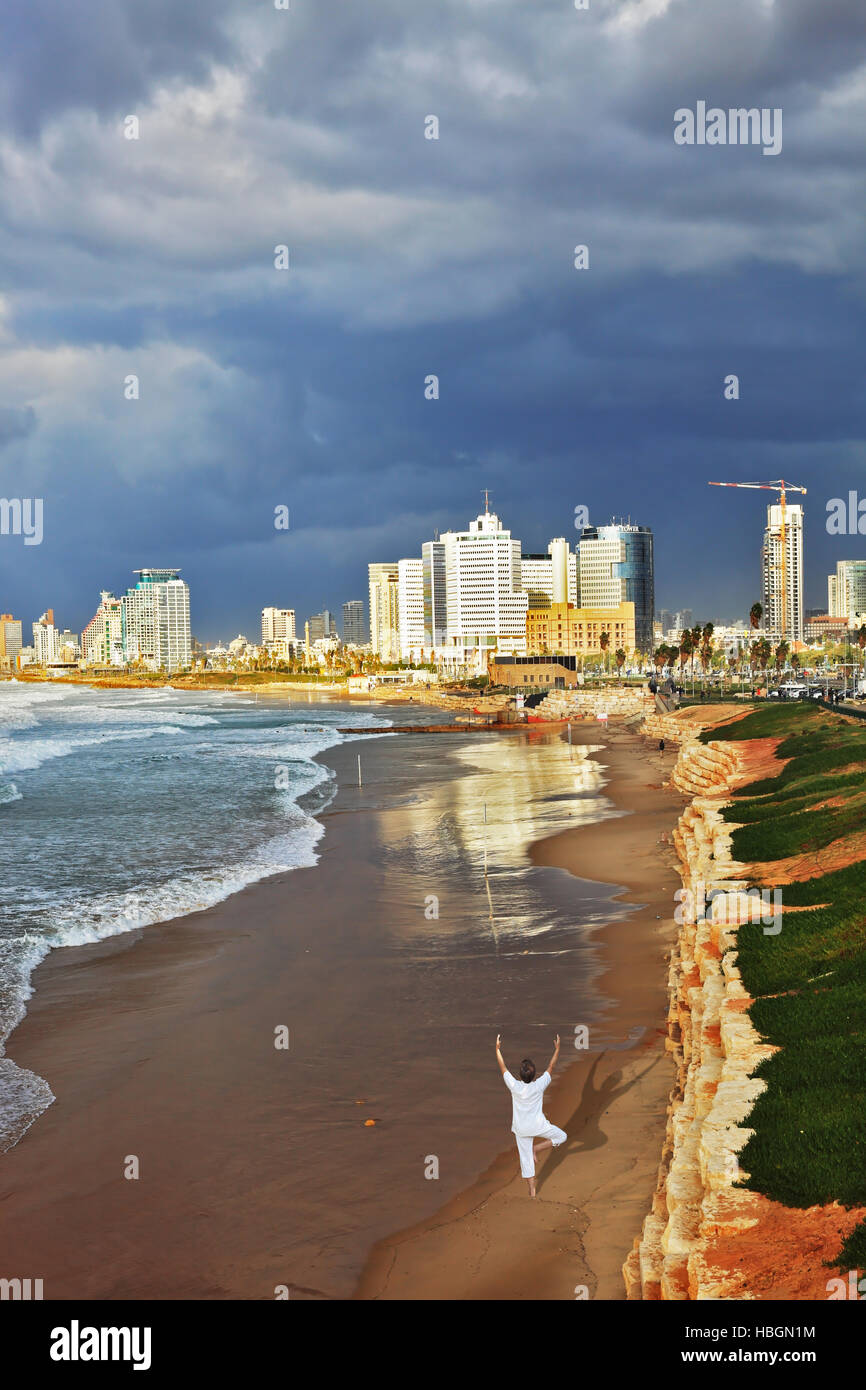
[82,592,124,666]
[519,539,578,609]
[439,505,528,663]
[261,607,296,647]
[828,560,866,625]
[122,568,191,672]
[368,562,400,663]
[397,558,425,662]
[0,614,23,672]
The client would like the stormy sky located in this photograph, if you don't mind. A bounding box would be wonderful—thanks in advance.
[1,0,865,642]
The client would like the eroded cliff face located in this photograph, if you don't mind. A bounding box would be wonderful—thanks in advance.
[625,712,866,1299]
[624,714,786,1300]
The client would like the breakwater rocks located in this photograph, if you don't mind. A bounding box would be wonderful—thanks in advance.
[535,687,655,720]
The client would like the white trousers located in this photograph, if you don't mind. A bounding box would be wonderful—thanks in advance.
[515,1122,567,1178]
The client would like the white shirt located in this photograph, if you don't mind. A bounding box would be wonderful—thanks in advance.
[503,1070,551,1136]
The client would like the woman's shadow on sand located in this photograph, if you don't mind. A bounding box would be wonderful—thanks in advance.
[537,1051,663,1192]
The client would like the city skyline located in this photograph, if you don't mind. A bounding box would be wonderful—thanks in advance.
[9,489,866,657]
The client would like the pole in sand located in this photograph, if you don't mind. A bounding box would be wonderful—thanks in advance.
[358,754,362,787]
[483,802,488,875]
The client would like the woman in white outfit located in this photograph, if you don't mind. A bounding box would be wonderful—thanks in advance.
[495,1033,566,1198]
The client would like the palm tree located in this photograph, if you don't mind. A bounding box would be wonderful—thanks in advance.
[679,631,693,681]
[774,640,790,675]
[700,623,714,693]
[599,630,610,675]
[749,602,763,632]
[615,647,626,681]
[858,624,866,674]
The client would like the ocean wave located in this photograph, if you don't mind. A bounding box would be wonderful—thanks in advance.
[0,781,21,805]
[0,724,196,774]
[0,1058,55,1153]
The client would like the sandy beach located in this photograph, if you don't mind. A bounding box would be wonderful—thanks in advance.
[0,709,686,1300]
[356,722,687,1299]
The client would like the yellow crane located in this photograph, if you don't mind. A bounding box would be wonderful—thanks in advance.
[709,479,807,639]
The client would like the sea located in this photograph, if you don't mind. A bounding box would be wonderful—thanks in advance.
[0,679,392,1152]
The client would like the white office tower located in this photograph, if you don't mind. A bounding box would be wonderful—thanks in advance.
[761,504,804,641]
[548,537,569,604]
[261,607,296,646]
[441,506,528,663]
[123,569,191,672]
[368,562,400,663]
[519,543,578,609]
[82,592,124,665]
[397,558,425,662]
[32,612,60,665]
[829,561,866,624]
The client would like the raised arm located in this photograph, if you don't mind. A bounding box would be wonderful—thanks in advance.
[545,1034,561,1077]
[495,1033,507,1076]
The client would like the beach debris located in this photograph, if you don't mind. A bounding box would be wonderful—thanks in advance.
[364,1118,378,1127]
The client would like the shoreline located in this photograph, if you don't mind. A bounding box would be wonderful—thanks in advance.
[355,720,688,1300]
[0,702,685,1300]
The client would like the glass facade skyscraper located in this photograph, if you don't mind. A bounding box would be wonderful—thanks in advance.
[577,523,655,654]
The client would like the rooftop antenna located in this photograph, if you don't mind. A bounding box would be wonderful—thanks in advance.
[482,488,491,514]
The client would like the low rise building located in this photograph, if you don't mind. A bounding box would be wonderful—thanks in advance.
[526,601,635,657]
[489,654,580,690]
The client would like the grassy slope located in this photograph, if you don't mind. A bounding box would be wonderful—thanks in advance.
[700,704,866,1267]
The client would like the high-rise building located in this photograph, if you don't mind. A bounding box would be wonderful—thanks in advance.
[368,563,400,663]
[122,569,191,672]
[0,614,22,672]
[398,558,425,662]
[308,609,337,643]
[32,611,60,665]
[828,561,866,625]
[519,541,579,610]
[82,592,124,666]
[261,607,296,646]
[761,504,804,641]
[673,609,694,633]
[577,523,655,653]
[439,505,528,659]
[342,600,368,647]
[421,541,447,651]
[659,609,674,634]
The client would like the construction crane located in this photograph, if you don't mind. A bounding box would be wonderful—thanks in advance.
[708,480,807,639]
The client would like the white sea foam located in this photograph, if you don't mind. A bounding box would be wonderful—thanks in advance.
[0,723,200,773]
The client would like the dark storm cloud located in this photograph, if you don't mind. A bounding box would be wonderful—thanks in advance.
[2,0,236,137]
[0,0,865,638]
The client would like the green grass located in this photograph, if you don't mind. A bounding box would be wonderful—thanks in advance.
[706,705,866,1268]
[729,795,866,862]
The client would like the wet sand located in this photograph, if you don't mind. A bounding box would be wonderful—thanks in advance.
[0,713,686,1300]
[356,722,687,1300]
